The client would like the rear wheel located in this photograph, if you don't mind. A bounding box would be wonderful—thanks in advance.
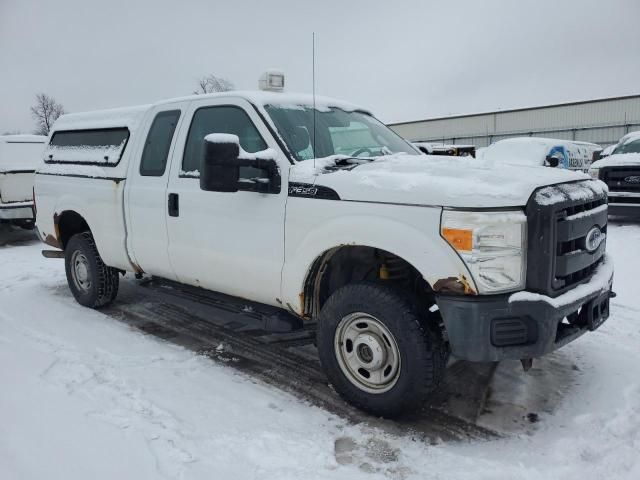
[317,283,446,417]
[65,232,119,308]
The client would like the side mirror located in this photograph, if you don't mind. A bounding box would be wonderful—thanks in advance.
[200,133,281,194]
[201,134,241,192]
[545,154,561,168]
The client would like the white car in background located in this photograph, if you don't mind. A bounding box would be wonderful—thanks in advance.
[589,130,640,214]
[0,135,46,229]
[481,137,602,171]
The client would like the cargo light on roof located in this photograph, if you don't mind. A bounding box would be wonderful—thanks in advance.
[259,70,285,92]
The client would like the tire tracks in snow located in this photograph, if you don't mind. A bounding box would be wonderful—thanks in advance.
[102,278,500,443]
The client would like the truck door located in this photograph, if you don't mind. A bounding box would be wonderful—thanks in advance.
[126,106,184,279]
[165,98,288,306]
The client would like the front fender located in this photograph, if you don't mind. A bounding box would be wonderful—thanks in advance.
[281,200,475,314]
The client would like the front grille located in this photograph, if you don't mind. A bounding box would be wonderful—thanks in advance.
[600,166,640,193]
[526,180,608,297]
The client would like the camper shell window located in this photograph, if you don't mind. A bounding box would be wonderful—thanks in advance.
[46,128,130,166]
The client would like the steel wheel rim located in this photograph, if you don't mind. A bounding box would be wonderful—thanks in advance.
[71,251,92,293]
[334,312,401,394]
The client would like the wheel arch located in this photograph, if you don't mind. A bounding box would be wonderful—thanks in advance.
[297,244,436,319]
[282,213,474,317]
[55,209,91,249]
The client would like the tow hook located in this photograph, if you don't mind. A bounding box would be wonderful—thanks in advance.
[521,358,533,372]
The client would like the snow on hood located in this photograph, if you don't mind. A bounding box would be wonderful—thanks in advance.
[591,153,640,169]
[290,154,590,208]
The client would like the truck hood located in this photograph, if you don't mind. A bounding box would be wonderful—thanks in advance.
[591,153,640,169]
[290,154,590,208]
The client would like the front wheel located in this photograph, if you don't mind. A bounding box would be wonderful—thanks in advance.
[65,232,119,308]
[317,283,447,417]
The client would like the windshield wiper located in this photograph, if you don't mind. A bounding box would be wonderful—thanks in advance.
[333,156,376,166]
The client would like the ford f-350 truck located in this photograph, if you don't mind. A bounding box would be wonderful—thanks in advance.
[35,77,613,416]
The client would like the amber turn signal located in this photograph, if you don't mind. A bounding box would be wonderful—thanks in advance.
[442,227,473,251]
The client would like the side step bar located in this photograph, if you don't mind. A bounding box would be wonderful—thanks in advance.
[42,249,64,259]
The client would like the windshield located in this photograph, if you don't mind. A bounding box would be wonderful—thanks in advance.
[613,138,640,155]
[264,105,418,161]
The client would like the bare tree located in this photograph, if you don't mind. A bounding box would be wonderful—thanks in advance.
[30,93,65,135]
[193,74,235,94]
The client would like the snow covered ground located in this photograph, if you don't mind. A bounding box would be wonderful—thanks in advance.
[1,221,639,480]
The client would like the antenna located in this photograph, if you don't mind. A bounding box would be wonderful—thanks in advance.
[312,32,317,170]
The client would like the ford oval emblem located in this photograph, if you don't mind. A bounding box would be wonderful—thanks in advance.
[624,175,640,183]
[585,226,605,253]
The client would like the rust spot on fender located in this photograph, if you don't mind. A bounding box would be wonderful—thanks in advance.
[130,261,144,274]
[433,275,477,295]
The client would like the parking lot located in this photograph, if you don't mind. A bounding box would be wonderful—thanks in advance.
[1,218,638,479]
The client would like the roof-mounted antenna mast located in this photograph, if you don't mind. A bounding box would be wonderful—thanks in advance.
[312,32,317,170]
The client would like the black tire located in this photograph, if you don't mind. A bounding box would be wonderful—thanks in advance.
[65,232,119,308]
[316,283,446,417]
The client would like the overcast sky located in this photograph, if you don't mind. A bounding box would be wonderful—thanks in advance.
[1,0,639,134]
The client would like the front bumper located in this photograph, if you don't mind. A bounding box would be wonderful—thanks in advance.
[607,192,640,215]
[0,202,34,221]
[437,258,614,362]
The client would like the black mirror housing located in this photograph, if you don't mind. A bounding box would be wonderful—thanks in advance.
[200,134,241,192]
[545,154,560,168]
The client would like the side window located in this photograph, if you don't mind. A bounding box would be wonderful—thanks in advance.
[182,106,267,178]
[140,110,181,176]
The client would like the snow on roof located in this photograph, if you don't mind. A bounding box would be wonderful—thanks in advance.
[48,91,369,135]
[155,90,369,114]
[0,134,47,143]
[492,137,600,149]
[52,105,151,132]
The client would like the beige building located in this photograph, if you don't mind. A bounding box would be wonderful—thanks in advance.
[389,94,640,148]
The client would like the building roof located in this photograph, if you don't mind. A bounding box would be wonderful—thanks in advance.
[389,93,640,126]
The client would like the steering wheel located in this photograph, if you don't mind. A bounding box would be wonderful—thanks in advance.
[350,147,374,158]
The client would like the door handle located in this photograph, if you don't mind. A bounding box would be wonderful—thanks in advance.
[168,193,179,217]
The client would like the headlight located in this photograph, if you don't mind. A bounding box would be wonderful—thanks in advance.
[441,210,527,294]
[588,168,600,179]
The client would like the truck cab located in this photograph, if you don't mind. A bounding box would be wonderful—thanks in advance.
[0,134,46,228]
[35,75,614,417]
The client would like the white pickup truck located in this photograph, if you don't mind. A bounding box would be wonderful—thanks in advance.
[589,131,640,214]
[0,134,46,228]
[35,78,614,416]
